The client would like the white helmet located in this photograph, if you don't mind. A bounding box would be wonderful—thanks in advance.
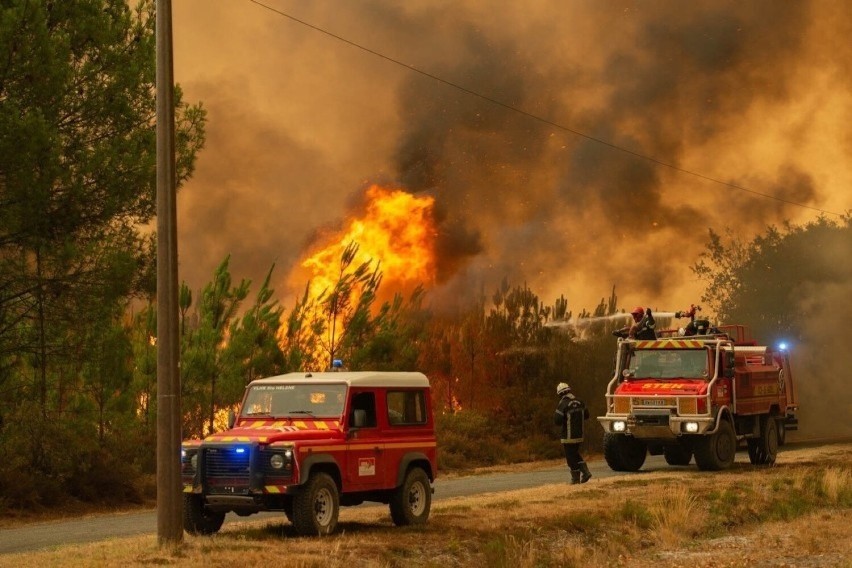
[556,382,571,396]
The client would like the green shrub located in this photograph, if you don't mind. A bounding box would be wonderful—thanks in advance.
[436,410,506,470]
[619,499,653,529]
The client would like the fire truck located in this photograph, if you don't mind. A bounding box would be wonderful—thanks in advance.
[597,309,798,471]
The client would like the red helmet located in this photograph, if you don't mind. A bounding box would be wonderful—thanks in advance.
[631,306,645,317]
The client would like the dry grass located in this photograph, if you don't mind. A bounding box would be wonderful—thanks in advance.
[648,485,704,547]
[821,466,851,504]
[1,444,850,568]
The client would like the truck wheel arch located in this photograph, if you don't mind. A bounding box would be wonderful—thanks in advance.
[710,407,734,434]
[396,452,433,486]
[298,454,342,487]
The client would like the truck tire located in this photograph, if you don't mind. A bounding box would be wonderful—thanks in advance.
[747,416,778,465]
[663,444,693,466]
[694,418,737,471]
[292,472,339,536]
[776,418,786,446]
[603,433,647,472]
[183,494,225,535]
[283,497,294,523]
[389,467,432,526]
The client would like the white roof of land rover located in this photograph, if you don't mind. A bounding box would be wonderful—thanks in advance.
[249,371,430,389]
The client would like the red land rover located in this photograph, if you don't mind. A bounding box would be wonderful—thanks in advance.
[181,371,437,536]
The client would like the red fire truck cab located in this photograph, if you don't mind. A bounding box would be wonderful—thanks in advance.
[181,371,437,536]
[598,324,797,471]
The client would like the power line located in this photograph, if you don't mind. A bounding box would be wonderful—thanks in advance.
[247,0,846,218]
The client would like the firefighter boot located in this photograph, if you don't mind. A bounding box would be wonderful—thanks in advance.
[570,469,581,484]
[579,462,592,483]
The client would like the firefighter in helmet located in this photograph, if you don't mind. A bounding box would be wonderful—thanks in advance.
[614,306,657,340]
[554,382,591,484]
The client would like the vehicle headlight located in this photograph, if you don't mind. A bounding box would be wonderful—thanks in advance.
[270,454,285,469]
[613,421,626,432]
[684,421,699,433]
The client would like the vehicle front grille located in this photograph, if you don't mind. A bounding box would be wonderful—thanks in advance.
[203,446,251,495]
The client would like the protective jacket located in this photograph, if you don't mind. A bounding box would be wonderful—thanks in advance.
[630,310,656,340]
[554,393,589,444]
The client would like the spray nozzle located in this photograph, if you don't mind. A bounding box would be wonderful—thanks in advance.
[675,304,701,319]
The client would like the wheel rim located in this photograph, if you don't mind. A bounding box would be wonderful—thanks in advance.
[717,427,735,462]
[408,481,426,516]
[314,487,333,526]
[766,420,778,455]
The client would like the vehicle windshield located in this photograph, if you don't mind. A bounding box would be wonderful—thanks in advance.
[625,349,708,379]
[241,383,347,418]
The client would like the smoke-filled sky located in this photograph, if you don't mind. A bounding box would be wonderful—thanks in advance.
[172,0,851,315]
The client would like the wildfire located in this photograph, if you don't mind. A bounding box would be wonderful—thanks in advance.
[300,184,438,302]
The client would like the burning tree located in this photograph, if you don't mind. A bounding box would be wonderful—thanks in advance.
[284,185,437,370]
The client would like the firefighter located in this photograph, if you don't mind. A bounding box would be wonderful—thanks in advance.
[614,306,657,340]
[554,382,591,484]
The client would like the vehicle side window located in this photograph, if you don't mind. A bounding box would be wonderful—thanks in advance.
[386,390,427,425]
[350,391,377,428]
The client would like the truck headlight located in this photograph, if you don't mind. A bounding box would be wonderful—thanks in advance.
[270,454,285,469]
[613,421,626,432]
[684,422,699,433]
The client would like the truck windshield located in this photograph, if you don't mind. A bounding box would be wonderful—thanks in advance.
[626,349,708,379]
[242,384,347,418]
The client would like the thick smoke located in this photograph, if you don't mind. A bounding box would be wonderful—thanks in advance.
[790,234,852,440]
[173,1,851,314]
[386,1,837,311]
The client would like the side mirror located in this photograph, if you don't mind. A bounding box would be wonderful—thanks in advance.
[227,410,236,429]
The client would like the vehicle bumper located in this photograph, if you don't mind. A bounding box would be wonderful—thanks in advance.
[598,414,716,438]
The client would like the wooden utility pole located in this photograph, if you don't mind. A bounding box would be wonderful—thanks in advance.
[155,0,183,545]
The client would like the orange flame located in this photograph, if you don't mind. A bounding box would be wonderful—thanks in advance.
[300,184,437,302]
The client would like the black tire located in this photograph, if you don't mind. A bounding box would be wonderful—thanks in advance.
[389,467,432,526]
[283,497,294,523]
[603,433,647,472]
[183,494,225,536]
[747,415,778,465]
[663,444,693,466]
[776,419,787,446]
[292,472,339,536]
[694,418,737,471]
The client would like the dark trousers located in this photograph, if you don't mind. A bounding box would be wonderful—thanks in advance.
[562,442,584,470]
